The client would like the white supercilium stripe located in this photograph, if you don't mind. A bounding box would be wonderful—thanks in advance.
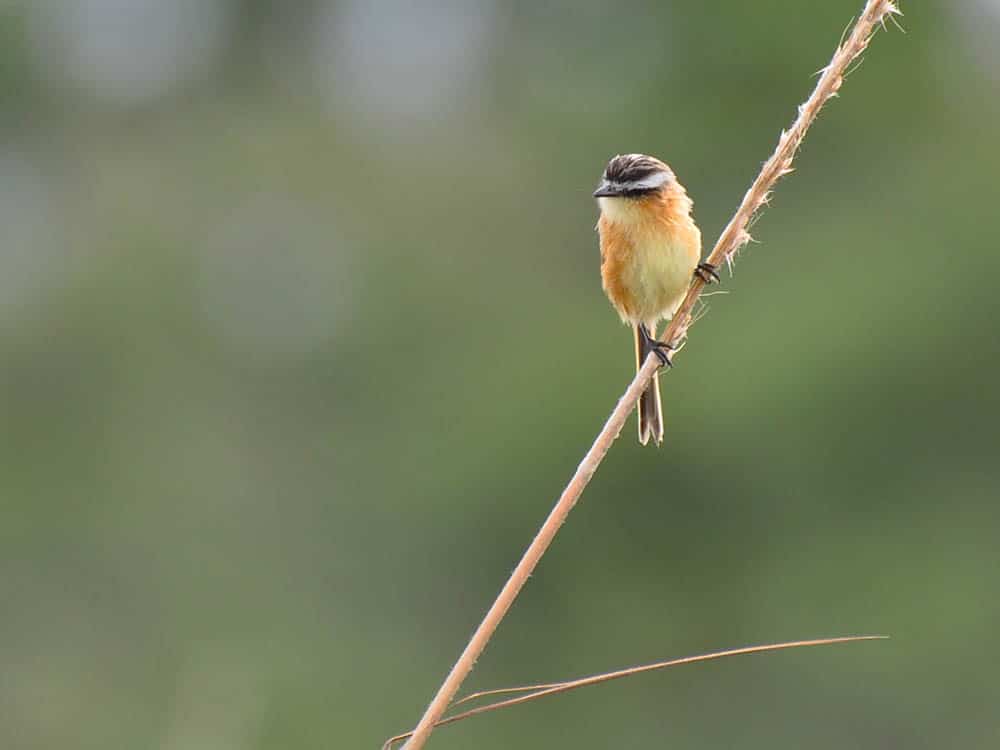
[609,171,671,192]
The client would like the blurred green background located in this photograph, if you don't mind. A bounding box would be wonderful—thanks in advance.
[2,1,998,748]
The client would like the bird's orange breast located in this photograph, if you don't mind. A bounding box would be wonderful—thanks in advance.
[598,189,701,327]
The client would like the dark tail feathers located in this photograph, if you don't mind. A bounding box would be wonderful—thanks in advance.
[634,325,664,446]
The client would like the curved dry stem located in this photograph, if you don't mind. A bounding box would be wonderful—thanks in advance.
[395,3,901,749]
[384,636,887,749]
[450,682,569,708]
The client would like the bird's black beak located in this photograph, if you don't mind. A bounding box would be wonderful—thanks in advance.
[593,180,618,198]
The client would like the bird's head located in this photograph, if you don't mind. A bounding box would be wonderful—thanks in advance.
[593,153,675,200]
[594,153,680,225]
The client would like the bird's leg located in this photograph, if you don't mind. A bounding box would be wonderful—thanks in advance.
[639,324,675,368]
[695,261,721,284]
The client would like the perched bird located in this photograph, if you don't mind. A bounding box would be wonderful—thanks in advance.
[594,153,716,446]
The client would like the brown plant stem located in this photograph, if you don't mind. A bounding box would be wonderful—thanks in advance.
[397,3,900,748]
[385,636,887,749]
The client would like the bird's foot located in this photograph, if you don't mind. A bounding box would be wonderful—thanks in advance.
[639,325,675,368]
[695,261,721,284]
[651,344,674,368]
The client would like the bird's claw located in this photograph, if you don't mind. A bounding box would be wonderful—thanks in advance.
[651,344,673,368]
[639,325,675,368]
[695,261,721,284]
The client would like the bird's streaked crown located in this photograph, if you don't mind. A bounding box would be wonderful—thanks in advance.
[594,153,674,198]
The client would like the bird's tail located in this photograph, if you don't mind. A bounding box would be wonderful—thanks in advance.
[634,325,664,446]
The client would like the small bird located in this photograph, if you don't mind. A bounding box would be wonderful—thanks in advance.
[594,153,716,446]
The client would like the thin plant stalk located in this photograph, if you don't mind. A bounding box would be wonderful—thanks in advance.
[384,636,886,749]
[397,3,901,748]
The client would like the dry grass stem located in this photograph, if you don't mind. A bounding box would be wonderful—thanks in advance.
[385,636,887,749]
[394,2,900,748]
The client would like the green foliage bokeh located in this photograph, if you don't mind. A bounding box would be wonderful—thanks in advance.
[2,2,998,748]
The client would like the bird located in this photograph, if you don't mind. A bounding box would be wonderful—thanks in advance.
[594,153,717,446]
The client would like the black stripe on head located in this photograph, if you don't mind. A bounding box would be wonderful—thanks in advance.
[600,154,674,197]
